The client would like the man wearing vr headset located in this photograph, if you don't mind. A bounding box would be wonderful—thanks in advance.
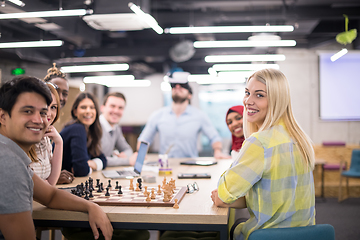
[136,72,229,160]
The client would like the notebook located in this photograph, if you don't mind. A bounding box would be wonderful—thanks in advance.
[102,141,149,179]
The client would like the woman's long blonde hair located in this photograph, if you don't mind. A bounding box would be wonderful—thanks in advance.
[243,68,315,169]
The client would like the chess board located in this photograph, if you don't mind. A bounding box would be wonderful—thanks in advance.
[89,186,187,207]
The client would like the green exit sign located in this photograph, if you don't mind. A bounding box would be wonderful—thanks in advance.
[11,68,26,75]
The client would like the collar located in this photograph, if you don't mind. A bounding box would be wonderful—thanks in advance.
[170,104,191,115]
[99,114,115,133]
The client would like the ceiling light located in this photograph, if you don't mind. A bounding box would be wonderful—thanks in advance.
[0,9,92,20]
[212,64,279,71]
[83,75,150,87]
[330,48,348,62]
[0,40,63,48]
[188,74,247,84]
[205,54,286,63]
[128,2,163,34]
[8,0,25,7]
[83,75,135,83]
[194,40,296,48]
[60,64,129,73]
[166,25,294,34]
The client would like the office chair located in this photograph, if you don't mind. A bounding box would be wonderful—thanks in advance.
[248,224,335,240]
[338,149,360,202]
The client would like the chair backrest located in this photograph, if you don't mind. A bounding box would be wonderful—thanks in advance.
[349,149,360,172]
[248,224,335,240]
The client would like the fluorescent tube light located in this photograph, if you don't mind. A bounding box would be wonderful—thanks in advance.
[0,9,91,20]
[212,64,279,71]
[8,0,25,7]
[166,25,294,34]
[194,40,296,48]
[83,75,135,83]
[0,40,63,48]
[84,75,150,87]
[104,80,151,88]
[188,74,247,84]
[205,54,286,63]
[128,2,163,34]
[61,64,129,73]
[330,48,348,62]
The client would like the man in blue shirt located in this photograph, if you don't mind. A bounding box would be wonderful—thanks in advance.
[137,72,229,159]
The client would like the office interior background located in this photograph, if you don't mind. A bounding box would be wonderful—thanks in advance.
[0,0,359,153]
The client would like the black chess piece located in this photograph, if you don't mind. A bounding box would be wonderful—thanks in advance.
[96,179,100,188]
[89,179,94,191]
[137,178,142,190]
[89,189,94,198]
[115,181,119,189]
[118,186,123,194]
[100,182,104,191]
[85,180,89,191]
[105,187,110,196]
[107,179,112,188]
[84,190,89,200]
[97,184,102,193]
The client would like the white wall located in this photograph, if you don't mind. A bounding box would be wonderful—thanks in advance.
[278,48,360,144]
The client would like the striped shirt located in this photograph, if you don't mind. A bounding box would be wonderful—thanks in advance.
[29,137,52,180]
[218,121,315,240]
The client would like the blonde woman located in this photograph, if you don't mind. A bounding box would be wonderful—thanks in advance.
[211,69,315,240]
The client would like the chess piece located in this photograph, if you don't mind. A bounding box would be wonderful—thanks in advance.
[144,186,148,195]
[115,181,119,189]
[173,199,179,209]
[89,189,94,199]
[135,182,141,191]
[84,190,89,200]
[107,180,112,188]
[151,188,156,199]
[96,179,100,188]
[129,179,134,190]
[105,187,110,197]
[157,185,162,194]
[118,186,123,194]
[97,184,102,193]
[146,192,151,202]
[100,182,104,191]
[162,177,166,189]
[137,178,142,190]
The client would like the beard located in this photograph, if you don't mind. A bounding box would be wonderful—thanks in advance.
[172,94,188,103]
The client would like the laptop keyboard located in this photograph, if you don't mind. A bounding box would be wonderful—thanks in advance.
[116,170,137,176]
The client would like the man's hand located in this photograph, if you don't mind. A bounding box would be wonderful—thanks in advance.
[56,170,75,184]
[87,203,113,240]
[129,152,138,166]
[113,151,127,158]
[213,149,231,160]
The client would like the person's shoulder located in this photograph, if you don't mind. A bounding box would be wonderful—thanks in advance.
[61,123,86,135]
[252,123,292,148]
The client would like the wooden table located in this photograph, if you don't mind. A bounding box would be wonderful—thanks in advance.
[33,157,233,240]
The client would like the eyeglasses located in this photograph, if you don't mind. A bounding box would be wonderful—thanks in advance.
[170,83,188,89]
[186,182,199,193]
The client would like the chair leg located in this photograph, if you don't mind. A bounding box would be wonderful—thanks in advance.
[338,175,343,202]
[345,178,349,199]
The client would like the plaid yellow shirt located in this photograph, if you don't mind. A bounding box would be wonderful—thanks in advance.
[218,121,315,240]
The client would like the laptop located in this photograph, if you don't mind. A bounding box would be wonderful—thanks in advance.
[102,141,149,179]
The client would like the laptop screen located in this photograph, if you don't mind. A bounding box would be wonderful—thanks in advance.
[134,141,149,174]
